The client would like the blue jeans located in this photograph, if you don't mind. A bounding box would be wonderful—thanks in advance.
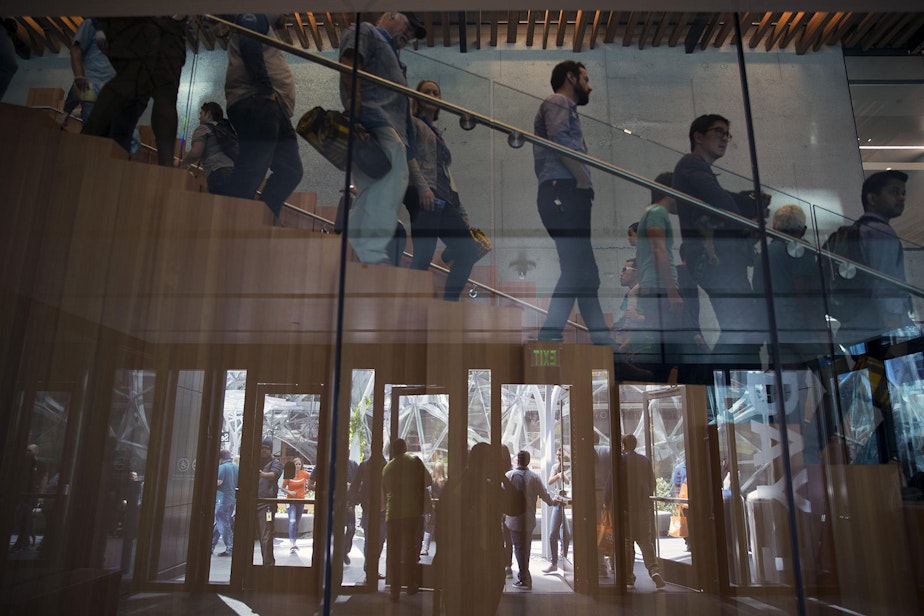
[548,504,570,565]
[227,96,303,217]
[509,523,534,585]
[407,192,480,301]
[287,503,303,544]
[212,501,235,553]
[537,180,610,343]
[348,126,409,263]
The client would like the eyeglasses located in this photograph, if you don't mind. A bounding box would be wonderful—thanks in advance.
[621,266,637,272]
[706,127,733,140]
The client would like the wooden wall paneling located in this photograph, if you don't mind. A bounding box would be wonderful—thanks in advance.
[506,11,518,44]
[603,11,620,44]
[637,12,656,50]
[488,11,499,47]
[842,13,878,48]
[525,11,539,47]
[306,12,324,50]
[894,14,924,48]
[588,10,604,49]
[290,14,310,49]
[828,465,920,614]
[652,12,671,47]
[572,10,588,52]
[542,10,553,49]
[749,11,779,48]
[796,12,834,54]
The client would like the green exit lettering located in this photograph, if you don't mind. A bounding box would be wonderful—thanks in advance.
[531,349,560,367]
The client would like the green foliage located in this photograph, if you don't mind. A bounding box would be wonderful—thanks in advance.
[654,477,675,513]
[348,396,370,461]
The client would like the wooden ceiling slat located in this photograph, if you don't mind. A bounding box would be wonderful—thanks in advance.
[422,12,434,48]
[573,10,588,53]
[603,11,620,44]
[859,13,901,50]
[763,11,793,50]
[819,12,851,47]
[442,13,452,48]
[526,10,539,47]
[652,12,671,47]
[749,12,778,49]
[542,11,553,50]
[843,13,879,48]
[871,13,910,49]
[777,11,806,49]
[475,11,482,50]
[668,12,687,47]
[638,12,657,51]
[59,16,81,35]
[507,11,518,44]
[290,14,309,49]
[713,12,745,48]
[16,17,51,55]
[589,10,604,50]
[555,11,568,48]
[622,12,637,47]
[893,14,924,48]
[37,17,72,51]
[323,13,339,47]
[489,12,499,47]
[54,17,77,38]
[698,14,720,51]
[305,12,323,50]
[795,12,833,55]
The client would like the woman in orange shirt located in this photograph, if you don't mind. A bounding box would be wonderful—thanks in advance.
[282,457,311,553]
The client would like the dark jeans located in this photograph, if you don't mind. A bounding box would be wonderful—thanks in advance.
[82,53,183,166]
[227,96,303,217]
[361,509,386,581]
[406,191,480,301]
[212,501,234,552]
[537,180,610,343]
[625,515,659,582]
[549,504,570,565]
[259,505,275,566]
[207,166,234,196]
[386,517,422,600]
[509,523,534,585]
[694,239,761,365]
[344,505,356,560]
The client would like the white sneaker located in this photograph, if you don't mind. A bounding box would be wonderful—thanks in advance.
[542,563,557,574]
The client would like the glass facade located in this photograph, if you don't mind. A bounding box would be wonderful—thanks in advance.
[1,10,923,616]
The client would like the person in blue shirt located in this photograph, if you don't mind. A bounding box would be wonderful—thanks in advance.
[339,12,426,264]
[211,449,239,556]
[533,60,613,347]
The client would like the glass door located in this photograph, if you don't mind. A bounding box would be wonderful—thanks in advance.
[241,382,324,589]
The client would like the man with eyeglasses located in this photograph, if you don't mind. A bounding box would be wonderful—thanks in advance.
[673,114,759,366]
[340,12,426,264]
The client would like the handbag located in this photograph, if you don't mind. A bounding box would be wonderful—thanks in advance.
[596,507,616,553]
[296,106,391,179]
[668,512,688,538]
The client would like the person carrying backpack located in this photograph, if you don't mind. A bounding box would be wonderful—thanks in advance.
[181,101,237,196]
[825,170,916,344]
[504,450,560,590]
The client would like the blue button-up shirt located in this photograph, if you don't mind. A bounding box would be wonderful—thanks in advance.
[533,93,591,189]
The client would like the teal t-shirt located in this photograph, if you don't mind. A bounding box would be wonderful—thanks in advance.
[636,203,677,290]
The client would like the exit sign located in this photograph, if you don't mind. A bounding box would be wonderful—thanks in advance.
[530,348,561,368]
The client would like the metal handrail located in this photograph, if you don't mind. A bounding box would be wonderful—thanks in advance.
[32,104,570,327]
[206,14,924,301]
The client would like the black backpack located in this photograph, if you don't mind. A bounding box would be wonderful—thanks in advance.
[208,118,240,161]
[821,219,870,324]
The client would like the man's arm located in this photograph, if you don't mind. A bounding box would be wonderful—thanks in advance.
[180,140,205,168]
[235,14,275,98]
[69,44,91,92]
[339,49,363,118]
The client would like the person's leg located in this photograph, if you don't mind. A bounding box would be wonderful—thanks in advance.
[403,517,421,593]
[408,205,439,271]
[438,203,481,300]
[502,522,513,575]
[149,72,180,166]
[537,182,576,339]
[216,502,233,553]
[260,506,275,565]
[259,111,304,217]
[386,519,401,600]
[207,166,235,196]
[348,126,409,263]
[510,528,529,584]
[634,518,664,587]
[287,504,298,547]
[227,97,279,205]
[343,506,356,563]
[0,25,18,102]
[548,506,562,567]
[624,535,637,584]
[562,509,571,559]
